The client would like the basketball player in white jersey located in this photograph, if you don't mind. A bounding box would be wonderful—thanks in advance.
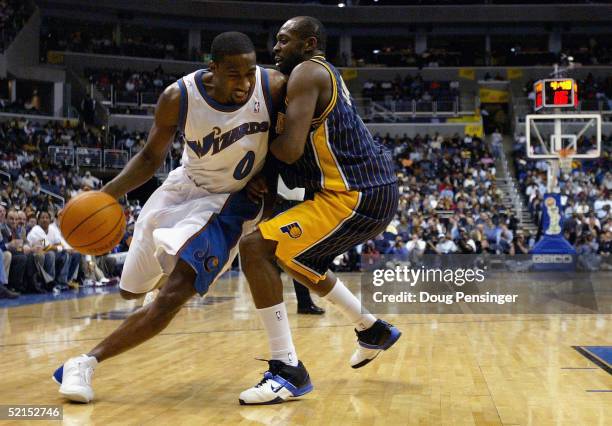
[52,32,286,403]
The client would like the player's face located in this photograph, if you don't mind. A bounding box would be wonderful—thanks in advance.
[211,52,257,104]
[273,24,307,75]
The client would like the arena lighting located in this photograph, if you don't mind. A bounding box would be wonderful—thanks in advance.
[338,2,346,7]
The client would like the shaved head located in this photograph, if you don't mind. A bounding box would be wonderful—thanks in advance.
[285,16,326,52]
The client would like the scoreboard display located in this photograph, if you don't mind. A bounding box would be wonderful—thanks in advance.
[534,78,578,111]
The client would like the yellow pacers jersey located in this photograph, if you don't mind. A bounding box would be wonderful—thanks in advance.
[282,56,396,192]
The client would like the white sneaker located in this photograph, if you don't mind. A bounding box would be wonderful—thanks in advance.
[142,289,159,307]
[52,354,98,403]
[239,360,313,405]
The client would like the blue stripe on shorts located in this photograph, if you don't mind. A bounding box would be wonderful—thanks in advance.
[179,190,261,295]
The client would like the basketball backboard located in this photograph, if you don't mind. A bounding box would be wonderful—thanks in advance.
[525,113,601,160]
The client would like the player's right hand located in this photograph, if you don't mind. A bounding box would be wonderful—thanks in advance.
[245,174,268,203]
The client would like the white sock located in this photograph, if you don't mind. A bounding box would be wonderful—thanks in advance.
[323,279,377,331]
[257,302,298,366]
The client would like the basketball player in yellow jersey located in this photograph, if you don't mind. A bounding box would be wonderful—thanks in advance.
[238,16,401,405]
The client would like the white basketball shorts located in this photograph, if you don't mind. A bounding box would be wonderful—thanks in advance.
[120,166,262,295]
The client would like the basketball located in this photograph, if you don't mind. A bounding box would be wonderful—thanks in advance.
[58,191,126,256]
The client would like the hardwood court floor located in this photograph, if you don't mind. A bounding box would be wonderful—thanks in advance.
[0,273,610,426]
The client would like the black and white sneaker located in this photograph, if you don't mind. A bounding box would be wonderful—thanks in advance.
[239,360,313,405]
[351,319,401,369]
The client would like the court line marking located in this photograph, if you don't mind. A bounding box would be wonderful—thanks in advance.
[572,346,612,376]
[476,363,504,425]
[560,367,598,370]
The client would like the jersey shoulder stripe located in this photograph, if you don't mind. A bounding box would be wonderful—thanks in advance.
[177,78,188,133]
[309,57,338,127]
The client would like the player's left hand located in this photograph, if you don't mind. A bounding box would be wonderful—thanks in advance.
[246,174,268,203]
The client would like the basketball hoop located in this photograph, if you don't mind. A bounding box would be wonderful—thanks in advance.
[558,148,575,175]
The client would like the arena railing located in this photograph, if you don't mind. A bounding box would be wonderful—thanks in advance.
[40,188,65,208]
[89,83,162,110]
[46,145,173,176]
[380,97,462,116]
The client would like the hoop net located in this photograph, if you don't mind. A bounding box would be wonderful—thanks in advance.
[558,148,575,174]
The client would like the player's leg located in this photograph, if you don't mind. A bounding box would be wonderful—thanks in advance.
[238,191,367,404]
[52,185,188,402]
[53,259,196,403]
[280,264,401,368]
[254,185,401,371]
[281,185,402,369]
[294,279,325,315]
[238,231,312,405]
[89,259,195,361]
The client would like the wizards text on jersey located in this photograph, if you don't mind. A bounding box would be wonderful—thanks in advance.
[186,121,270,158]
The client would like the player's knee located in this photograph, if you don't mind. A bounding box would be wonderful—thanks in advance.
[240,232,273,262]
[119,288,143,300]
[239,232,258,257]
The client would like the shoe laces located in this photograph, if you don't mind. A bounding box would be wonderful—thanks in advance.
[355,320,389,345]
[254,358,283,388]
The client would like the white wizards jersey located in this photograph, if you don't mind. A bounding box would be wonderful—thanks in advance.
[177,66,272,193]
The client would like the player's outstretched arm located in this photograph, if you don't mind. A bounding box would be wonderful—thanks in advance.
[101,83,181,199]
[269,62,324,164]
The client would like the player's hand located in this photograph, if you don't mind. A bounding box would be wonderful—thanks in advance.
[246,174,268,203]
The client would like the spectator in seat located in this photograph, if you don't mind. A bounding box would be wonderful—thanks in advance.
[81,171,101,189]
[80,254,118,287]
[496,223,514,254]
[25,212,37,235]
[598,230,612,270]
[1,208,32,293]
[470,229,485,254]
[436,233,457,254]
[456,228,476,254]
[361,240,381,268]
[0,244,18,299]
[26,210,81,291]
[389,236,409,261]
[510,230,530,255]
[406,233,426,259]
